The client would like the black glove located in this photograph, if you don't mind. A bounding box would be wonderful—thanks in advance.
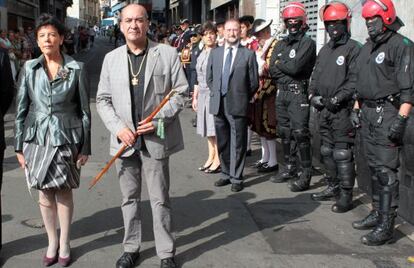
[323,97,340,113]
[350,108,361,128]
[310,95,325,111]
[388,114,408,144]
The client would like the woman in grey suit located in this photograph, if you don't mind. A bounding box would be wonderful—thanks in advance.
[192,21,221,173]
[14,14,91,267]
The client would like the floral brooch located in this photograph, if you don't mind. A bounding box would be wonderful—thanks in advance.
[57,67,70,81]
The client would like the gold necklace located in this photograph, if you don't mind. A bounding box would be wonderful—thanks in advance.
[127,52,147,86]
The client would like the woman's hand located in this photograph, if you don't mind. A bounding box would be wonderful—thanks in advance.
[16,152,25,169]
[192,85,199,111]
[77,154,89,166]
[192,98,198,111]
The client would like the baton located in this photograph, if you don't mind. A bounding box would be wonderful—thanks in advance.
[89,90,177,190]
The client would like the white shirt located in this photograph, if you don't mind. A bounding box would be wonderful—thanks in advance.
[222,42,239,72]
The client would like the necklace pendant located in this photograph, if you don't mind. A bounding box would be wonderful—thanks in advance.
[131,77,138,86]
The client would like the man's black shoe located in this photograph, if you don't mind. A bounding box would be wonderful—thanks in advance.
[214,178,231,187]
[160,257,177,268]
[352,210,380,230]
[116,252,139,268]
[231,183,244,192]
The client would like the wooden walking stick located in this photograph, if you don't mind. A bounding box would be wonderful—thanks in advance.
[89,90,177,190]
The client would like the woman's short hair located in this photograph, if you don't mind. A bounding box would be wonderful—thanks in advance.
[35,13,66,38]
[201,21,217,35]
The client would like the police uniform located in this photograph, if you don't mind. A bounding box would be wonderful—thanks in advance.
[354,30,414,244]
[269,31,316,190]
[309,34,361,212]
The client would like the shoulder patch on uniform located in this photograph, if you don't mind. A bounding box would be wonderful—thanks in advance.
[403,38,413,47]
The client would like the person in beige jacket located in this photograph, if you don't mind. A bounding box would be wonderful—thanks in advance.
[96,4,188,268]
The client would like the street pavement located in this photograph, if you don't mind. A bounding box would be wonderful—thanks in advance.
[1,37,414,268]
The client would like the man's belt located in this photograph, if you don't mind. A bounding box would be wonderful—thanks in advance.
[278,82,308,94]
[362,94,400,109]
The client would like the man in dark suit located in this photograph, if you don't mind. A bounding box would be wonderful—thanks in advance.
[207,19,259,192]
[176,18,191,52]
[0,48,14,251]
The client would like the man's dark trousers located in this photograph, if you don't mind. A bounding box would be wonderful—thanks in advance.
[0,149,3,251]
[276,89,311,168]
[215,96,248,184]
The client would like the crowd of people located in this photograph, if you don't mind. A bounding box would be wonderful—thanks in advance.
[0,0,412,268]
[169,0,413,252]
[0,27,40,81]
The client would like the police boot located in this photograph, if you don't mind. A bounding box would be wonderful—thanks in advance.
[289,168,312,192]
[289,130,312,192]
[331,149,355,213]
[270,164,297,183]
[270,138,296,183]
[352,210,380,230]
[311,177,339,201]
[353,172,382,229]
[332,190,353,213]
[312,145,339,201]
[361,184,397,246]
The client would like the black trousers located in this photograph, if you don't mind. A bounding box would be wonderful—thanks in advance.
[318,108,355,186]
[214,96,248,183]
[360,102,400,209]
[319,108,354,146]
[275,89,310,167]
[0,149,3,251]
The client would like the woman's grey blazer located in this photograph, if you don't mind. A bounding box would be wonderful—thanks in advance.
[14,54,91,155]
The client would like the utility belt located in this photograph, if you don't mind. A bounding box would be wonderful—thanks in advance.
[278,81,308,95]
[361,94,400,109]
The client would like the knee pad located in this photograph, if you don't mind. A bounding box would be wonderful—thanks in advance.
[278,126,291,140]
[292,128,310,144]
[333,149,353,162]
[376,167,398,186]
[320,145,333,158]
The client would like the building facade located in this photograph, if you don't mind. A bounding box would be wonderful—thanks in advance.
[66,0,100,29]
[2,0,72,31]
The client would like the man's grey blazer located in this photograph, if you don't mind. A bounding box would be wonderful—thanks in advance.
[96,40,189,159]
[206,44,259,117]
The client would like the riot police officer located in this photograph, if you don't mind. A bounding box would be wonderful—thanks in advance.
[269,2,316,192]
[309,2,361,213]
[352,0,413,246]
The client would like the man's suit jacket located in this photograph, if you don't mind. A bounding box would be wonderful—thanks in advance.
[96,40,188,159]
[0,49,14,151]
[206,44,259,117]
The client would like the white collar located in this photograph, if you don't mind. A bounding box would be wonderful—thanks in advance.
[224,42,239,51]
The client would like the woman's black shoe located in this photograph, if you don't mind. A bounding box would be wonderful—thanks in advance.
[198,164,211,171]
[205,165,221,174]
[257,163,279,173]
[252,161,267,168]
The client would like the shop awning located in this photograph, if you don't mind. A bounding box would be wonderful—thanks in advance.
[210,0,232,10]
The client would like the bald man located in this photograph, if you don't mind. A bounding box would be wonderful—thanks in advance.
[96,4,188,268]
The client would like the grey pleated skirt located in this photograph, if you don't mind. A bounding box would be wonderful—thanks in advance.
[196,89,216,137]
[22,136,80,190]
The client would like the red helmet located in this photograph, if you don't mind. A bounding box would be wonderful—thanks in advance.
[362,0,396,25]
[282,2,307,22]
[319,1,352,30]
